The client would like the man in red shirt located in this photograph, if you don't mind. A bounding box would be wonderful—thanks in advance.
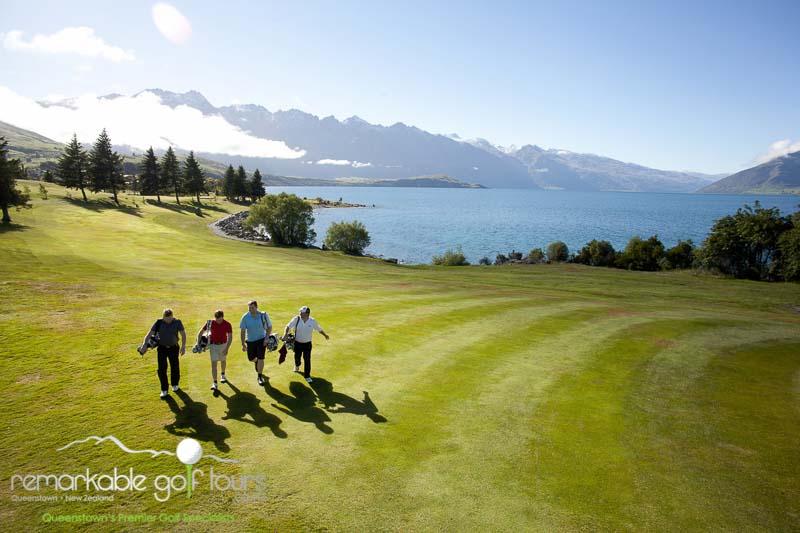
[197,309,233,391]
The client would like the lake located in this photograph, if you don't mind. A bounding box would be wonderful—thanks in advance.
[269,187,800,264]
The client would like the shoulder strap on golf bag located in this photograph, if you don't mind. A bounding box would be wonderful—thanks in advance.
[294,315,301,336]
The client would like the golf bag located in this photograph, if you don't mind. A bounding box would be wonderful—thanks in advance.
[192,320,212,353]
[266,333,279,352]
[137,319,162,355]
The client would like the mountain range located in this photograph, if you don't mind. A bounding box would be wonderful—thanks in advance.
[10,88,798,193]
[49,88,722,191]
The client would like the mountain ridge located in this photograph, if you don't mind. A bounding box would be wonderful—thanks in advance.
[28,88,727,191]
[698,151,800,194]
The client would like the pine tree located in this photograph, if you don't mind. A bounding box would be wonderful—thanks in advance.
[0,137,31,223]
[183,151,205,204]
[88,128,125,205]
[235,165,248,202]
[249,168,266,202]
[161,146,181,204]
[222,165,236,200]
[56,134,89,201]
[139,147,161,202]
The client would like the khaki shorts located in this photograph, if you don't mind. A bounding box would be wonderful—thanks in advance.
[209,343,228,363]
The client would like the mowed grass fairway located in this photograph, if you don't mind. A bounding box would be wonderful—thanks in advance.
[2,182,800,531]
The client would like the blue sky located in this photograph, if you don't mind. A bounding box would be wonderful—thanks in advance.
[1,0,799,174]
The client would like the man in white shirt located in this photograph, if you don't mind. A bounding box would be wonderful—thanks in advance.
[284,306,329,383]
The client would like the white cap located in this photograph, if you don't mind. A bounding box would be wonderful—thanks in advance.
[299,306,310,314]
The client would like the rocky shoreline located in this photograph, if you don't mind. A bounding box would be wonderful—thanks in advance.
[210,211,270,243]
[210,210,399,264]
[305,197,368,208]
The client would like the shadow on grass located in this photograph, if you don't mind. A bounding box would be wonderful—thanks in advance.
[309,378,387,423]
[216,380,287,438]
[263,377,333,434]
[64,196,143,217]
[0,222,28,233]
[145,199,227,217]
[164,389,231,452]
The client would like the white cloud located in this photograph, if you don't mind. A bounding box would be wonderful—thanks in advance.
[2,27,134,62]
[0,86,305,159]
[316,159,352,166]
[152,3,192,44]
[755,139,800,165]
[315,159,373,168]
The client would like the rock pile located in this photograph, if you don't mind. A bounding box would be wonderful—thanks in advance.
[214,211,270,242]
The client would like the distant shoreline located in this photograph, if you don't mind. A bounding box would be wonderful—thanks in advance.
[264,174,485,189]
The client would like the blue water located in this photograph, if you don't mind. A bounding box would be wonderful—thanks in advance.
[270,187,800,265]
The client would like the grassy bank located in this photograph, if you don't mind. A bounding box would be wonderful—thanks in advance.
[1,181,799,531]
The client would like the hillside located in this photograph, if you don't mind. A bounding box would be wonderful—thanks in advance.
[0,120,230,180]
[2,182,799,530]
[0,119,64,163]
[698,151,800,194]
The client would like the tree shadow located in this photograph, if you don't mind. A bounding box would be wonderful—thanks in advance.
[262,378,333,434]
[309,378,387,423]
[216,380,287,438]
[164,390,231,452]
[64,196,142,217]
[145,199,226,217]
[0,222,28,233]
[228,199,253,207]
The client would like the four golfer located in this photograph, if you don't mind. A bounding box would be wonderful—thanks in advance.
[142,301,331,397]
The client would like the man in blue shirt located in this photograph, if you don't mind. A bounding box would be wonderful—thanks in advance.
[240,300,272,386]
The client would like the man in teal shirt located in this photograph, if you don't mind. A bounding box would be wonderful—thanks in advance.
[240,300,272,385]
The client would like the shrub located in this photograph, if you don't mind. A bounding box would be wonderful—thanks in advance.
[478,256,491,266]
[528,247,545,264]
[323,220,371,255]
[663,240,695,270]
[432,247,470,266]
[699,202,792,280]
[546,241,569,262]
[494,254,508,265]
[574,239,616,267]
[777,212,800,281]
[245,192,316,246]
[616,235,665,271]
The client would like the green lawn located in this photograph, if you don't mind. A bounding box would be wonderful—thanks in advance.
[2,181,799,531]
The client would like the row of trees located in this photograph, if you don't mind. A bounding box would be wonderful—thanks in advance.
[439,202,800,282]
[222,165,265,203]
[136,146,204,204]
[56,130,128,205]
[54,129,269,206]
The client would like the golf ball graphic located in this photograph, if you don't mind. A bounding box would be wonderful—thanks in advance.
[176,438,203,465]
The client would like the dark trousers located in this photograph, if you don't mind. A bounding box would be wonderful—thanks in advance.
[157,345,180,390]
[294,341,312,378]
